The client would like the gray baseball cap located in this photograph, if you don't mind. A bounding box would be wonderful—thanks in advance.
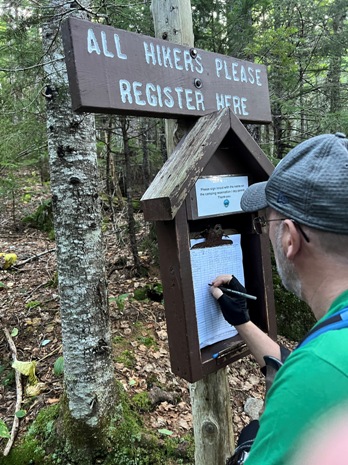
[241,133,348,233]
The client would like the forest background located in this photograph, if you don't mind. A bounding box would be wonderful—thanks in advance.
[0,0,347,464]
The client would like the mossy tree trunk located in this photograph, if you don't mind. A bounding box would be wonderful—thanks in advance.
[42,1,117,462]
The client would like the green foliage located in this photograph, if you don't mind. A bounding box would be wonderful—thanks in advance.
[22,199,54,238]
[11,327,19,337]
[272,258,316,341]
[115,350,137,369]
[25,300,41,310]
[0,419,10,438]
[2,404,60,465]
[137,335,157,349]
[133,282,163,303]
[2,438,48,465]
[110,293,129,311]
[0,360,15,388]
[192,0,348,158]
[103,383,194,465]
[47,272,58,288]
[15,410,27,419]
[53,356,64,377]
[0,10,47,213]
[131,392,152,413]
[133,287,148,301]
[27,404,60,441]
[3,384,193,465]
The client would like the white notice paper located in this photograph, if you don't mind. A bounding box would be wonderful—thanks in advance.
[190,234,244,349]
[195,175,248,217]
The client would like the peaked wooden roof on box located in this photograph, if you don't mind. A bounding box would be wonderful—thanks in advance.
[141,107,273,221]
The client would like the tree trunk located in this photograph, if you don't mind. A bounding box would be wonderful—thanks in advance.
[105,116,124,223]
[42,2,116,461]
[141,117,151,190]
[120,116,142,274]
[272,1,285,159]
[327,1,346,124]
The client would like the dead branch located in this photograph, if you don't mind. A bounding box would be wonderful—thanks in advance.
[37,344,62,362]
[2,327,23,457]
[15,248,56,268]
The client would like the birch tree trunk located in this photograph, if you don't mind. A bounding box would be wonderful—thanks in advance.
[42,2,116,461]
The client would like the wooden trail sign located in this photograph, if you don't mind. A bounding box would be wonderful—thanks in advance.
[62,18,271,123]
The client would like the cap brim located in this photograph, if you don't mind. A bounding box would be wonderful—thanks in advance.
[241,181,268,212]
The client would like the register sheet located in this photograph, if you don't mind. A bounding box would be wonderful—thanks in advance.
[190,234,244,349]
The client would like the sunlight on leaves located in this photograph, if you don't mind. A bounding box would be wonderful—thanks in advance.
[157,429,173,436]
[0,253,17,269]
[26,383,46,397]
[11,327,19,337]
[12,360,38,385]
[0,419,10,438]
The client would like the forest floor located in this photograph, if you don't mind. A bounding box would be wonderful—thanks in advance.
[0,177,295,459]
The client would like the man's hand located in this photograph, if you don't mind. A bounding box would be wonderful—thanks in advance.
[210,274,233,299]
[210,275,250,326]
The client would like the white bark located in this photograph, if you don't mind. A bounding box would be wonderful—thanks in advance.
[42,2,115,428]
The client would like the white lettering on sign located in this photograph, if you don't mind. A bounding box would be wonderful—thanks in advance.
[87,28,127,60]
[119,79,205,111]
[79,25,269,118]
[143,41,204,74]
[215,58,262,86]
[216,93,249,116]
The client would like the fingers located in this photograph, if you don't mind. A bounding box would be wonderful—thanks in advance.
[210,274,232,299]
[210,274,232,287]
[210,286,223,299]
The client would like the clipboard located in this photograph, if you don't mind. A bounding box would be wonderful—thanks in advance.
[190,225,245,349]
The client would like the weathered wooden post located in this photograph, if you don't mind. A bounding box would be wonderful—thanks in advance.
[151,0,194,156]
[152,5,231,459]
[190,369,234,464]
[150,3,233,463]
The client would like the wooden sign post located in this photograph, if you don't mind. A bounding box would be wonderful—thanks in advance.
[62,17,276,465]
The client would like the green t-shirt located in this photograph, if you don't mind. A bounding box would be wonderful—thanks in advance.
[245,290,348,465]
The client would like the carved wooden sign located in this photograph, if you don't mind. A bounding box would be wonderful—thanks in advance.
[62,18,271,123]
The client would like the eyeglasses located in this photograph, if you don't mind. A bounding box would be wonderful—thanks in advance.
[252,216,310,243]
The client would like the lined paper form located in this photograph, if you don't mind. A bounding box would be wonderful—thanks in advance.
[190,234,244,349]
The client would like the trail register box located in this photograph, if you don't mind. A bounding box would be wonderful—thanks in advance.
[141,109,277,382]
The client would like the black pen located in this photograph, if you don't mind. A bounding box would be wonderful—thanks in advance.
[208,284,257,301]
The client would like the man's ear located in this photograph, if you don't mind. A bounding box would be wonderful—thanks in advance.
[283,219,301,260]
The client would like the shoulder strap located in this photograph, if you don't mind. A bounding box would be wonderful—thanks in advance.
[297,307,348,349]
